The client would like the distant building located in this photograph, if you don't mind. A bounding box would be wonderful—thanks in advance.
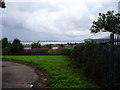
[85,34,120,44]
[52,47,59,50]
[84,38,110,44]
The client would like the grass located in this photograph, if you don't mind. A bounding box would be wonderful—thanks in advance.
[2,55,98,88]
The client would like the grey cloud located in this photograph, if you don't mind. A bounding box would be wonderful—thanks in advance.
[2,27,62,41]
[2,18,24,30]
[86,2,118,16]
[7,2,62,13]
[1,1,118,41]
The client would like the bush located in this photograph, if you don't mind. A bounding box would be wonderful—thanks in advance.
[23,49,49,55]
[11,38,24,55]
[48,48,68,55]
[2,38,24,55]
[2,37,12,55]
[22,48,68,55]
[69,43,101,85]
[31,41,41,48]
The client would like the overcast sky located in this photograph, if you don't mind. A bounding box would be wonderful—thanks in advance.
[1,0,119,41]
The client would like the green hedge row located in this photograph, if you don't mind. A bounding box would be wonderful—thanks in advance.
[69,43,103,86]
[2,49,69,55]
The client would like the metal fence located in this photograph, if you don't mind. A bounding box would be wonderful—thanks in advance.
[99,33,120,87]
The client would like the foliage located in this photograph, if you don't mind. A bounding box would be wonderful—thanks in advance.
[2,55,98,88]
[2,37,11,55]
[1,38,24,55]
[0,0,6,8]
[66,46,76,56]
[90,11,120,34]
[23,48,68,55]
[1,37,68,55]
[31,41,41,48]
[10,38,24,54]
[84,40,92,45]
[0,40,1,54]
[2,37,9,48]
[69,43,101,85]
[23,49,49,55]
[59,44,65,48]
[42,44,52,49]
[48,48,68,55]
[25,48,49,51]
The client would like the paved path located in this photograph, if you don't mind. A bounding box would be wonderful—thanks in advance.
[2,60,39,88]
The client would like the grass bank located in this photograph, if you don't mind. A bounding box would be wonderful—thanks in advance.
[2,55,98,88]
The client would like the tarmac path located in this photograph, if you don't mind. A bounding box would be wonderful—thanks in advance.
[2,60,39,88]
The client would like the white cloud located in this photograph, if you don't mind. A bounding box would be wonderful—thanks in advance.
[5,0,119,2]
[2,0,118,41]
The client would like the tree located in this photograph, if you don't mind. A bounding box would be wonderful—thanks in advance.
[2,37,9,48]
[1,37,11,55]
[0,0,6,8]
[90,11,120,34]
[11,38,24,54]
[59,44,65,48]
[2,37,11,49]
[46,44,52,49]
[31,41,41,48]
[42,44,51,49]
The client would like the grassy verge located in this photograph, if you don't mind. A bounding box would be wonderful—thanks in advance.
[2,55,98,88]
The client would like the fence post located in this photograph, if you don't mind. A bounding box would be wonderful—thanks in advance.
[109,33,114,86]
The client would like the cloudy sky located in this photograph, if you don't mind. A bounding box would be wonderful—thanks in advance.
[1,0,119,41]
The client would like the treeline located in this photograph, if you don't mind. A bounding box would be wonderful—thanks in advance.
[1,37,70,55]
[1,37,24,55]
[31,41,52,49]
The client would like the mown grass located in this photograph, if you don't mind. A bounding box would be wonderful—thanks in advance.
[2,55,98,88]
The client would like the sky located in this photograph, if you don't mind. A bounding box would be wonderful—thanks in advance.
[1,0,119,41]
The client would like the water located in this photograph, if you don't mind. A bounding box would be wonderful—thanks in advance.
[21,41,81,45]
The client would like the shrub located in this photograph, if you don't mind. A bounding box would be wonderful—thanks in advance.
[69,43,101,85]
[11,38,24,55]
[23,48,68,55]
[31,41,41,48]
[48,48,68,55]
[23,49,49,55]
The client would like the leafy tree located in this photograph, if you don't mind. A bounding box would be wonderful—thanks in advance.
[0,0,6,8]
[90,11,120,34]
[31,41,41,48]
[1,37,11,55]
[84,40,92,45]
[44,44,52,49]
[59,44,65,48]
[1,37,11,49]
[11,38,24,54]
[2,37,8,48]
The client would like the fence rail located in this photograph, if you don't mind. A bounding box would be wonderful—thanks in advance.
[99,33,120,87]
